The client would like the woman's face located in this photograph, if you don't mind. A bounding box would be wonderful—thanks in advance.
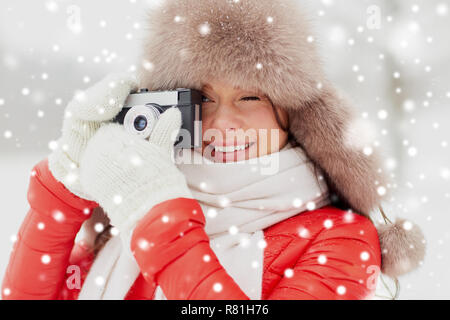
[201,78,289,163]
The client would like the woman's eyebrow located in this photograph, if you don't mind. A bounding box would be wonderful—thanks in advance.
[201,86,215,95]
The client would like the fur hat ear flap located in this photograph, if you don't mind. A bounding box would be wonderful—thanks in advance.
[287,85,427,278]
[376,210,426,278]
[287,84,387,215]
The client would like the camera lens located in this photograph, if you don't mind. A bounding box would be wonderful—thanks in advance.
[123,104,161,139]
[134,115,148,131]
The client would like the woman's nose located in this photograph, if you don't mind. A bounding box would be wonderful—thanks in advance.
[209,103,243,131]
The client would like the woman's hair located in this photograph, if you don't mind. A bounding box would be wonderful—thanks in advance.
[92,220,113,255]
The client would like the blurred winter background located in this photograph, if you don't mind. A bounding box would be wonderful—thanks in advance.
[0,0,449,299]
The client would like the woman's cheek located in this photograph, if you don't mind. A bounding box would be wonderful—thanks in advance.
[255,127,278,157]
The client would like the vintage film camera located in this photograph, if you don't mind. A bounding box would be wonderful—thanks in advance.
[113,88,202,148]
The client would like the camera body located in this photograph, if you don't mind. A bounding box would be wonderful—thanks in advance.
[113,88,203,148]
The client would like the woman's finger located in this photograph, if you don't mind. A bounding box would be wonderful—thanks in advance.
[149,107,182,156]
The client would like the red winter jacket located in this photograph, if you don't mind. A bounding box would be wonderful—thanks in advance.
[1,158,381,300]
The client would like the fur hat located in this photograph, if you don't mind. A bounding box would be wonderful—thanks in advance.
[137,0,426,278]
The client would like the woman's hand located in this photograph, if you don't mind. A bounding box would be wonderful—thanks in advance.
[79,109,250,298]
[48,73,138,201]
[78,107,192,234]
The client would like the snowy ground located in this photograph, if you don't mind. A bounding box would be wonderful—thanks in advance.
[1,0,450,299]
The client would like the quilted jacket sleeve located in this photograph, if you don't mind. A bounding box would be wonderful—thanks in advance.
[265,207,382,300]
[131,198,250,300]
[1,158,98,300]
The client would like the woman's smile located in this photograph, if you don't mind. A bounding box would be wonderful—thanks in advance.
[205,141,257,163]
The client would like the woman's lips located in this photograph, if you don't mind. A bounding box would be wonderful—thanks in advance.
[204,142,256,162]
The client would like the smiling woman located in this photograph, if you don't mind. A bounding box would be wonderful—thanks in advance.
[200,79,290,163]
[1,0,426,301]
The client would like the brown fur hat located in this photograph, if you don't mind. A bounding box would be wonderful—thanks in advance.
[137,0,426,278]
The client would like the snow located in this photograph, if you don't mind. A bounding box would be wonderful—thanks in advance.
[212,282,223,293]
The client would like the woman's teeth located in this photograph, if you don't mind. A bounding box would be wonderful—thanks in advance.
[214,144,250,153]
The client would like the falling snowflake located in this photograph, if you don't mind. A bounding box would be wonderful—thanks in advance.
[45,1,58,12]
[130,154,143,166]
[52,210,65,222]
[403,220,413,231]
[94,223,104,233]
[363,146,373,156]
[9,234,17,243]
[257,239,267,249]
[3,288,11,296]
[213,282,223,292]
[378,110,388,120]
[408,147,418,157]
[207,208,218,218]
[239,236,250,248]
[318,254,327,264]
[41,254,51,264]
[343,211,355,223]
[113,195,123,205]
[21,88,30,96]
[95,276,105,286]
[306,201,316,211]
[110,227,119,236]
[323,219,333,229]
[174,15,185,23]
[360,251,370,261]
[228,225,239,235]
[284,268,294,278]
[219,197,230,207]
[292,198,303,208]
[198,23,211,36]
[142,60,154,71]
[336,285,347,295]
[65,172,78,185]
[298,227,310,238]
[436,3,448,16]
[377,186,387,196]
[137,238,150,250]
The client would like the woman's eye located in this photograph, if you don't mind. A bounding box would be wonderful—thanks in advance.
[241,96,261,101]
[202,95,212,103]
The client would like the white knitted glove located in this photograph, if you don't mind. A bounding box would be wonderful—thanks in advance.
[79,108,193,234]
[48,73,139,201]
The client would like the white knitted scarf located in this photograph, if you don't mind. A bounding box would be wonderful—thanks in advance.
[78,144,330,299]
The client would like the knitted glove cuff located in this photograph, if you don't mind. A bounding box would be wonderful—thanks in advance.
[110,174,193,234]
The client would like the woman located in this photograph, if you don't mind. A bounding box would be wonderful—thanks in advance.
[2,0,425,300]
